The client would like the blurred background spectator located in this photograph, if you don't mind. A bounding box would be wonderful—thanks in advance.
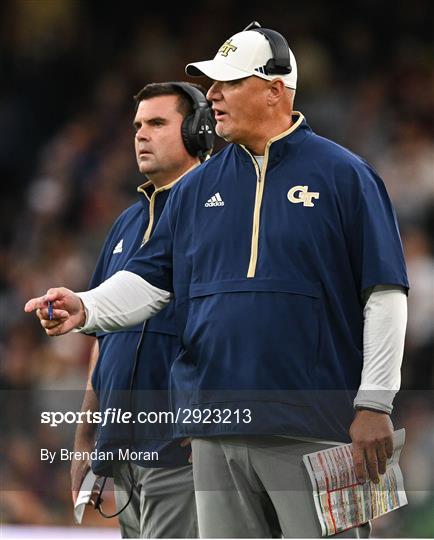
[0,0,432,535]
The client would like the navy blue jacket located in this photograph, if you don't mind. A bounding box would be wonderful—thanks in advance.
[126,113,409,442]
[90,180,190,476]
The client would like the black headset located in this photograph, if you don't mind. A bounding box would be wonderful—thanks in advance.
[169,82,215,162]
[243,21,292,75]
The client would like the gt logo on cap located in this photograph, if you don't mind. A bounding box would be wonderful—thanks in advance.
[218,39,238,57]
[287,185,320,207]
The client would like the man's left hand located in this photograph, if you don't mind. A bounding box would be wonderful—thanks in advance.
[349,409,394,484]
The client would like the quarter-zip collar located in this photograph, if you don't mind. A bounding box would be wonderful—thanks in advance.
[137,162,201,243]
[237,111,309,166]
[136,161,201,204]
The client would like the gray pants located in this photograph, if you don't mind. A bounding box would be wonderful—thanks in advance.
[113,462,198,538]
[191,436,372,538]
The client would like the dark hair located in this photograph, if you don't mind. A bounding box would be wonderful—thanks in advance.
[133,82,207,118]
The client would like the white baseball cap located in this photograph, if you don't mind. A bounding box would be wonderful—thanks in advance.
[185,30,297,89]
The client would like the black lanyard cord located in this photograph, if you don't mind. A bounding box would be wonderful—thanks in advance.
[94,321,147,518]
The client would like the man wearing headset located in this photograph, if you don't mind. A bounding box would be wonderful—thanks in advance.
[70,82,214,538]
[26,24,408,538]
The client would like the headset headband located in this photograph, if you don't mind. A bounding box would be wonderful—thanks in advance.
[243,21,292,75]
[169,82,210,111]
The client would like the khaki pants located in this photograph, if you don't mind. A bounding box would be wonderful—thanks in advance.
[113,462,198,538]
[191,436,372,538]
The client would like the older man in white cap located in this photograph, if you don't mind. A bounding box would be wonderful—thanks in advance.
[26,22,408,538]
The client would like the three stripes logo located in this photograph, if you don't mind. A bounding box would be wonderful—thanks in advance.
[254,66,267,75]
[204,192,225,207]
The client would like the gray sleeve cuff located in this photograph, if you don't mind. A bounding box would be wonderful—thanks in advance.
[353,389,395,414]
[73,291,97,333]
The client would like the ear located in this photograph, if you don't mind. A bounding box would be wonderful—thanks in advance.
[267,78,285,105]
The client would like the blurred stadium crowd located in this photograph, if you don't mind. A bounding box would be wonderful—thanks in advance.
[0,0,433,536]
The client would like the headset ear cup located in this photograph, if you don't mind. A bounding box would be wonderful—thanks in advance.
[191,108,216,157]
[202,110,216,152]
[181,114,198,157]
[168,82,215,159]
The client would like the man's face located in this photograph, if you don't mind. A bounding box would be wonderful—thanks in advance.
[206,76,270,146]
[134,95,190,178]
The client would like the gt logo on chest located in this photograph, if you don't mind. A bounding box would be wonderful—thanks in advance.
[287,185,320,207]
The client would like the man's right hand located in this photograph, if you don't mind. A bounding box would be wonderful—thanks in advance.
[24,287,85,336]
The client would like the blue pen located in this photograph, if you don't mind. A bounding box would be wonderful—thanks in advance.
[48,301,53,321]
